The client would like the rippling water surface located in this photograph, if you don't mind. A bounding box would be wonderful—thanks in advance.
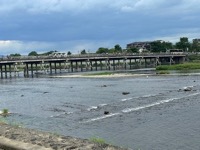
[1,73,200,149]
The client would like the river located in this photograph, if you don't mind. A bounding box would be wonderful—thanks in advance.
[0,72,200,149]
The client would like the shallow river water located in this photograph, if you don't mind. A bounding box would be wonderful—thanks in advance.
[1,73,200,149]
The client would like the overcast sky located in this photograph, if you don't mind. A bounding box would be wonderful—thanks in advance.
[0,0,200,55]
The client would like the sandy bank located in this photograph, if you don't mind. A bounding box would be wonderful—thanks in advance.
[50,73,149,78]
[0,123,127,150]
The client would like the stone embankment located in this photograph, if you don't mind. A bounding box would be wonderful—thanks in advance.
[0,123,127,150]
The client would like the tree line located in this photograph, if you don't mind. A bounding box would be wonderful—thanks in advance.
[9,37,200,56]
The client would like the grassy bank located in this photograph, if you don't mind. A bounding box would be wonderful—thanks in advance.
[156,62,200,70]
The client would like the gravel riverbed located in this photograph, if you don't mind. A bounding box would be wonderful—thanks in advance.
[0,123,127,150]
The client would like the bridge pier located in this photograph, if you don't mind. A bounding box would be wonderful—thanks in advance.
[0,63,17,78]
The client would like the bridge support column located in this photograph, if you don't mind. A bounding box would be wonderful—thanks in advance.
[24,64,29,78]
[107,60,110,70]
[95,61,98,71]
[100,60,103,70]
[4,65,7,78]
[30,63,34,77]
[70,61,73,72]
[49,62,52,74]
[0,65,3,78]
[124,58,127,70]
[118,60,120,70]
[80,61,83,72]
[59,62,62,73]
[113,60,115,70]
[9,64,12,77]
[145,58,147,68]
[54,62,57,73]
[75,61,78,72]
[90,61,93,71]
[35,63,38,74]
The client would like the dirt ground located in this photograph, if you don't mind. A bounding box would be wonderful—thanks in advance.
[0,123,127,150]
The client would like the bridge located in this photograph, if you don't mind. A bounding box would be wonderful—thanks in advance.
[0,53,186,78]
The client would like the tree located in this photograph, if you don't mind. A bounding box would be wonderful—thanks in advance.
[41,50,56,56]
[114,44,122,53]
[10,53,21,56]
[96,47,109,54]
[28,51,38,56]
[108,48,115,53]
[80,49,87,54]
[127,47,139,53]
[192,39,200,52]
[175,37,191,51]
[151,41,173,52]
[67,51,72,55]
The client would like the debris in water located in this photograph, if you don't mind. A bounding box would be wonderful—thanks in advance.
[104,111,109,115]
[122,92,130,95]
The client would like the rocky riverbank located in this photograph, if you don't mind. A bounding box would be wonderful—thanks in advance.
[0,123,127,150]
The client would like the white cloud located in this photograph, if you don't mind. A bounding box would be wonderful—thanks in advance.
[1,0,200,15]
[0,0,200,55]
[149,28,200,43]
[0,40,119,55]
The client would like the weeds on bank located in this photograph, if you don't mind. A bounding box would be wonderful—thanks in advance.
[2,109,8,115]
[156,71,170,74]
[0,117,8,124]
[89,137,107,144]
[0,108,9,117]
[156,62,200,70]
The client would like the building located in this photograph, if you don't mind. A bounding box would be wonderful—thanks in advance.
[193,39,200,44]
[127,41,152,52]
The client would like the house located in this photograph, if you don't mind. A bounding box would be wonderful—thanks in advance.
[127,41,152,52]
[193,39,200,44]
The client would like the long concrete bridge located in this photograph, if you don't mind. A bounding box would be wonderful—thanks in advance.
[0,53,186,78]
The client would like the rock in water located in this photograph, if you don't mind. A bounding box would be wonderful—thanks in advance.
[183,87,192,91]
[104,111,109,115]
[122,92,130,95]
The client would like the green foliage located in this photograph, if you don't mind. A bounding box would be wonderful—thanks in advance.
[2,109,8,114]
[114,44,122,53]
[151,41,173,52]
[40,50,56,56]
[188,54,200,62]
[0,117,8,124]
[10,53,21,56]
[80,49,87,54]
[1,109,9,117]
[67,51,72,55]
[89,137,106,144]
[96,47,109,54]
[156,63,200,70]
[175,37,191,51]
[157,71,170,74]
[127,47,139,53]
[192,39,200,52]
[28,51,38,56]
[108,48,115,53]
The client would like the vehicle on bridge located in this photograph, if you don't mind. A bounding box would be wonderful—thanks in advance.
[166,49,183,54]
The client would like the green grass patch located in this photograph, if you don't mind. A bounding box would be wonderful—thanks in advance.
[2,109,8,114]
[83,72,113,76]
[0,117,8,124]
[156,71,170,74]
[89,137,106,144]
[156,63,200,70]
[188,54,200,62]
